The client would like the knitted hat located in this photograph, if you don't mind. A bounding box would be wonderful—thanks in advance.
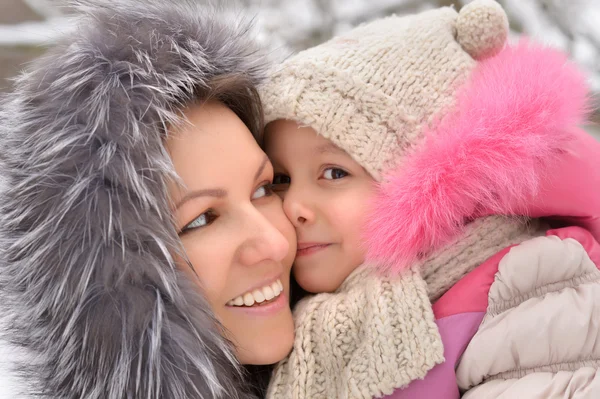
[261,0,509,180]
[262,0,591,274]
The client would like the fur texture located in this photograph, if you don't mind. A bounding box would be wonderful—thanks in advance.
[0,1,269,398]
[364,41,590,273]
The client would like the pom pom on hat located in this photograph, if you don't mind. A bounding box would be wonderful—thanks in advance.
[456,0,508,60]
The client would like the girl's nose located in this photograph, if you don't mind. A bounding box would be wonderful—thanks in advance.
[283,189,315,228]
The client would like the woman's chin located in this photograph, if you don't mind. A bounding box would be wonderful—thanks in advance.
[235,312,295,365]
[239,344,293,365]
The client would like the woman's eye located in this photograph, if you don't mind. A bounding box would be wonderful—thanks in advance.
[272,174,291,186]
[322,167,348,180]
[181,210,218,233]
[252,183,274,200]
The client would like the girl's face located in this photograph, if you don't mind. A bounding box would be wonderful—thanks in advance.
[166,101,296,365]
[264,120,376,294]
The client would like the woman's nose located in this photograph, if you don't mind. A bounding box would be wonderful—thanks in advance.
[283,188,315,228]
[237,209,290,267]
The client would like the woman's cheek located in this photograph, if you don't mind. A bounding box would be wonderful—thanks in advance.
[181,234,231,306]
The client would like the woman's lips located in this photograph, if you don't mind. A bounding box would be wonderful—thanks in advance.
[227,290,288,316]
[296,243,331,257]
[226,278,287,316]
[227,279,283,307]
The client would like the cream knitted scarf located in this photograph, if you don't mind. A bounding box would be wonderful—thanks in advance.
[267,216,541,399]
[267,265,442,399]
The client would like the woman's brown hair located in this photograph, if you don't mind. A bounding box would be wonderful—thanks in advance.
[204,73,265,142]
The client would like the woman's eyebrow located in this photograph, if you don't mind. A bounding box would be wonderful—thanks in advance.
[175,188,227,209]
[254,155,269,181]
[174,156,268,210]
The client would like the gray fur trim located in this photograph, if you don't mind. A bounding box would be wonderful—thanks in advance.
[0,1,269,398]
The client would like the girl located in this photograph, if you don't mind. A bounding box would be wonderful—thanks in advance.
[262,0,600,397]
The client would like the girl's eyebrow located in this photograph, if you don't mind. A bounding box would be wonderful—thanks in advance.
[175,189,227,210]
[316,142,346,155]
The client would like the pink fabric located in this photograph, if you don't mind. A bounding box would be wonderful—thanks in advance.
[522,130,600,242]
[547,226,600,268]
[383,312,485,399]
[432,247,509,319]
[364,41,591,273]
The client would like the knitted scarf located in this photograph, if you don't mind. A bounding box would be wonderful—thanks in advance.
[267,216,541,399]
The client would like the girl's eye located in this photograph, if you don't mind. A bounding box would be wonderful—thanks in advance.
[252,183,274,200]
[272,174,291,186]
[181,210,218,233]
[322,167,348,180]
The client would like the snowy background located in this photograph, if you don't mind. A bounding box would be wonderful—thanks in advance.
[0,0,598,138]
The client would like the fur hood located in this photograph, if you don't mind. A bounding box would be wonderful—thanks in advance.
[0,1,269,398]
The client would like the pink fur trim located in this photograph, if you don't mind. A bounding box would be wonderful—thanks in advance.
[364,41,590,273]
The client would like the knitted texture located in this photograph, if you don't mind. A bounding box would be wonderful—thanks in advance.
[420,216,543,301]
[266,216,538,399]
[261,0,508,179]
[267,266,443,399]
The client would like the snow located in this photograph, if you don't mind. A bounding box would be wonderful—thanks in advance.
[0,0,598,110]
[23,0,64,19]
[0,17,74,46]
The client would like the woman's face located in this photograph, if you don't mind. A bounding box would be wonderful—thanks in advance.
[166,101,296,365]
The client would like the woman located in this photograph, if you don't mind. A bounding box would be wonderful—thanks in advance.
[0,1,294,398]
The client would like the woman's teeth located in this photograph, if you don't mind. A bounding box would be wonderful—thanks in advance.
[228,279,283,307]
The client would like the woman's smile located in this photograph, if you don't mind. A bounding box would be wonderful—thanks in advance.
[227,277,284,307]
[227,287,288,316]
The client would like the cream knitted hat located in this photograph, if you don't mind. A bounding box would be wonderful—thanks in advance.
[261,0,509,180]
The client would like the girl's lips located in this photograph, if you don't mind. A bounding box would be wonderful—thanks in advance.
[296,243,331,257]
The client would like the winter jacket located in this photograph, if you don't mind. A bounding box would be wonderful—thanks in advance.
[0,1,269,398]
[388,225,600,398]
